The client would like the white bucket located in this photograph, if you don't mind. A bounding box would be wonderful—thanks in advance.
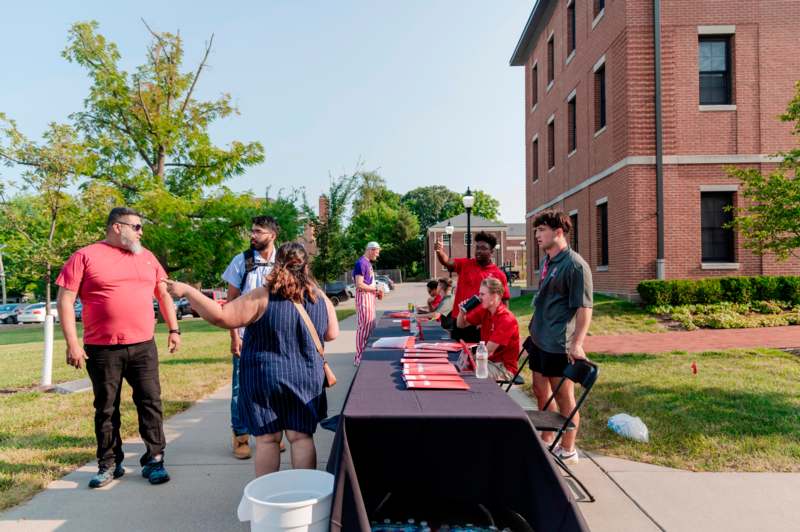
[237,469,334,532]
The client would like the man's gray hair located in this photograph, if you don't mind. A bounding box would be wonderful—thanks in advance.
[106,207,142,229]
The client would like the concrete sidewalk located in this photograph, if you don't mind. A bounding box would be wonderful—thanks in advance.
[3,282,798,531]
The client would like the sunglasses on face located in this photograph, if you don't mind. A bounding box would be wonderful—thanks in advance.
[117,222,143,232]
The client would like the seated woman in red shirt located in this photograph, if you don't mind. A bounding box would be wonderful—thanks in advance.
[456,277,520,381]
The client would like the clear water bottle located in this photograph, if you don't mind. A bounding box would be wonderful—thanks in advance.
[475,341,489,379]
[409,312,417,336]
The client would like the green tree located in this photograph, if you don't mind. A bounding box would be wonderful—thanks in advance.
[0,116,110,306]
[304,172,360,283]
[470,189,502,221]
[63,20,264,197]
[401,186,463,232]
[347,202,421,272]
[59,20,269,281]
[729,81,800,259]
[352,171,402,215]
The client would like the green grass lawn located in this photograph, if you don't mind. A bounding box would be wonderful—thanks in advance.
[509,293,667,336]
[336,308,356,321]
[548,348,800,472]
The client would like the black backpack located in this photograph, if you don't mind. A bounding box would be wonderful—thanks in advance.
[238,248,273,292]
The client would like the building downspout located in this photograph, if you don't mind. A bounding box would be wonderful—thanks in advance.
[654,0,665,279]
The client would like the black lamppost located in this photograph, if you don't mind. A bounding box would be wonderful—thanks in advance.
[463,188,475,259]
[445,220,454,277]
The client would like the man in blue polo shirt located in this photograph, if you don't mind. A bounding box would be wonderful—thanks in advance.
[529,210,593,465]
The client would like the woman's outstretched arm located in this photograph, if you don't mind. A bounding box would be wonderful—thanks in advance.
[164,280,268,329]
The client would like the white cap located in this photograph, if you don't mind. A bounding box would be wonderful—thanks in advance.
[366,241,381,250]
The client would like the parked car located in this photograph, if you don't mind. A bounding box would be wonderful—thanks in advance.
[17,302,59,324]
[0,303,22,324]
[345,281,388,298]
[14,304,32,322]
[186,289,228,317]
[74,301,83,322]
[324,282,349,306]
[375,275,395,290]
[153,297,189,320]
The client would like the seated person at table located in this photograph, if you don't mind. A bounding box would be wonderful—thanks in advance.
[417,278,454,327]
[456,277,519,381]
[417,280,442,313]
[434,231,511,342]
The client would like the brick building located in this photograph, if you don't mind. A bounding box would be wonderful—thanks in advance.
[510,0,800,297]
[426,214,527,280]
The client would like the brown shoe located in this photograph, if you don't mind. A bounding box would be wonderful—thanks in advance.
[232,433,251,459]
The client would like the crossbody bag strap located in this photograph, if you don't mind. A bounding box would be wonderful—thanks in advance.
[293,301,324,357]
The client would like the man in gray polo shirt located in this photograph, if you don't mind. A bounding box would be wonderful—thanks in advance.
[529,210,593,465]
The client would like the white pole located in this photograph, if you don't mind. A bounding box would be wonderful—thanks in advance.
[41,315,54,387]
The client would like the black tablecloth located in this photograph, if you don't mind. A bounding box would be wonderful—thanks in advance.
[326,313,588,532]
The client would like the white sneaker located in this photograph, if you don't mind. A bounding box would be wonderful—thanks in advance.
[553,444,579,465]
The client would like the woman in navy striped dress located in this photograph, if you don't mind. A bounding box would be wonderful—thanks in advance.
[165,243,339,476]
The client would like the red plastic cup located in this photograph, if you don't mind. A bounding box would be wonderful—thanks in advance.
[401,319,411,330]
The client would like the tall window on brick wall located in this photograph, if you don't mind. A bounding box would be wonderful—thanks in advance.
[701,192,735,262]
[532,138,540,182]
[547,35,555,85]
[531,64,538,107]
[699,36,732,105]
[547,120,555,169]
[567,2,576,55]
[594,64,606,131]
[597,202,608,266]
[594,0,605,18]
[570,213,579,252]
[533,230,541,273]
[568,95,577,153]
[442,233,451,246]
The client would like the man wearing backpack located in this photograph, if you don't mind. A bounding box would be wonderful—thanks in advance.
[222,215,281,459]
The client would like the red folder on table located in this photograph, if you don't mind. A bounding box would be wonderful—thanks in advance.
[400,357,450,364]
[403,374,466,381]
[387,311,411,319]
[403,364,459,375]
[406,379,470,390]
[414,342,463,351]
[402,351,449,357]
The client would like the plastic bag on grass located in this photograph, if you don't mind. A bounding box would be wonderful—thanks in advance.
[608,413,649,442]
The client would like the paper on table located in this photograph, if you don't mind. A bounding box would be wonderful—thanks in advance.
[372,336,415,349]
[400,357,450,364]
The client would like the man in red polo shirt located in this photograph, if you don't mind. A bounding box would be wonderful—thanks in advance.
[456,277,520,380]
[56,207,180,489]
[434,230,510,342]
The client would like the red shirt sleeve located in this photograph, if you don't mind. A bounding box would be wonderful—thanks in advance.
[487,311,516,348]
[56,251,86,292]
[151,254,167,297]
[465,306,487,326]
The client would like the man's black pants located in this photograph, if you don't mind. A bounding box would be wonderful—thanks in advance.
[85,339,166,468]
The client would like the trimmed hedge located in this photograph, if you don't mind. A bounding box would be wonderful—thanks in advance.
[637,276,800,306]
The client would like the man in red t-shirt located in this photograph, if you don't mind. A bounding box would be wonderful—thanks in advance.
[434,230,510,342]
[456,277,520,380]
[56,207,180,489]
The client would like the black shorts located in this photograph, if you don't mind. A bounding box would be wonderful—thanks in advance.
[529,343,569,377]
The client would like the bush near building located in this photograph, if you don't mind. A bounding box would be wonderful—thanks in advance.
[638,276,800,307]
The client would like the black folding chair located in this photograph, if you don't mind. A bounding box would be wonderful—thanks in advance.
[501,336,535,392]
[526,359,599,502]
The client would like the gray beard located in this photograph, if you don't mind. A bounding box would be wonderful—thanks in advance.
[121,236,143,255]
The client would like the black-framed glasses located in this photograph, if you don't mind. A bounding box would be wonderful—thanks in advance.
[116,222,143,232]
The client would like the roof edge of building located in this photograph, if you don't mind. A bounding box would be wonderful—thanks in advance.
[509,0,555,66]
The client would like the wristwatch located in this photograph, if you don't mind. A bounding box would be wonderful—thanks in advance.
[169,329,181,335]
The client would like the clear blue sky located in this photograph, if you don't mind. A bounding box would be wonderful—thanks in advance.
[1,1,532,222]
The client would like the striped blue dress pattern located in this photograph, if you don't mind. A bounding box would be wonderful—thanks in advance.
[237,292,328,436]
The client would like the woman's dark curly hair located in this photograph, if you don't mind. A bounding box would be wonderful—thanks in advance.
[266,242,319,303]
